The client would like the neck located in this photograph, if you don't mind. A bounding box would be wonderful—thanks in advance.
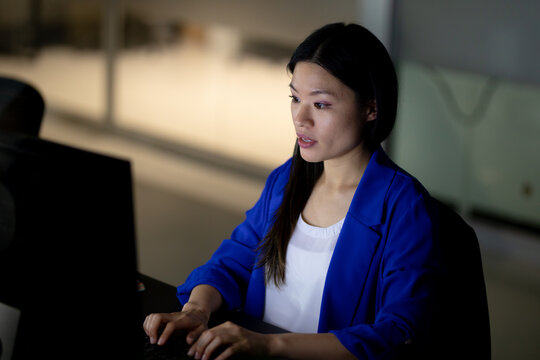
[321,145,373,190]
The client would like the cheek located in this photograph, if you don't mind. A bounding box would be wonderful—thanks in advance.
[332,116,363,146]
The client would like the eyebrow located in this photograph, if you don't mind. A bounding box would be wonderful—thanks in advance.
[289,83,336,97]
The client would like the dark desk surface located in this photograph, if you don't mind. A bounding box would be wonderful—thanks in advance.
[138,274,288,360]
[138,274,182,315]
[138,274,287,334]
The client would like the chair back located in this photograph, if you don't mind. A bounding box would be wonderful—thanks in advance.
[0,77,45,136]
[430,199,491,359]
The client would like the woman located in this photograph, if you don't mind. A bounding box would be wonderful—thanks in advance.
[144,23,441,359]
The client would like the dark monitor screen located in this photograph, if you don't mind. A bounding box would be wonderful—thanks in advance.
[0,131,141,358]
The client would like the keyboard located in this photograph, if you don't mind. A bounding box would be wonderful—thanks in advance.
[142,334,271,360]
[142,332,192,360]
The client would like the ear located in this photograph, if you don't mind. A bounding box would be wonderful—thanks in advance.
[366,99,377,122]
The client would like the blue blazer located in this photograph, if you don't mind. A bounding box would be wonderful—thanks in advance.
[178,147,441,359]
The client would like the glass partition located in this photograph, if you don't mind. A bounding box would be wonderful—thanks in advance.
[0,0,359,168]
[392,0,540,229]
[391,61,540,229]
[0,0,106,123]
[113,0,358,168]
[115,13,295,168]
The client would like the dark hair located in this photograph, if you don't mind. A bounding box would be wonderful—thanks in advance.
[257,23,398,286]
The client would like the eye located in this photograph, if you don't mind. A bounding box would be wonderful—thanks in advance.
[314,102,329,109]
[289,95,299,103]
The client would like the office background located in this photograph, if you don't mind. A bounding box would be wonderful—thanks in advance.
[1,0,539,359]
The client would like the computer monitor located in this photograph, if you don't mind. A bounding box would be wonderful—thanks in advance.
[0,131,141,358]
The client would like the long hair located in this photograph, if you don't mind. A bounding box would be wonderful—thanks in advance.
[257,23,398,286]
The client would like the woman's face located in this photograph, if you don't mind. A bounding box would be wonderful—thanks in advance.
[290,62,375,162]
[289,61,374,164]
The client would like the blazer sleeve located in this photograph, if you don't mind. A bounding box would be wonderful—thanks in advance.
[331,193,441,359]
[176,159,291,310]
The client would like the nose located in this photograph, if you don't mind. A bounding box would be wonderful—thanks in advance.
[292,103,313,128]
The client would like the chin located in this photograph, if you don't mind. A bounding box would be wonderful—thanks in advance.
[299,150,324,163]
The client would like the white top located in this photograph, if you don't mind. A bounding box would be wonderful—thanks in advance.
[263,215,344,333]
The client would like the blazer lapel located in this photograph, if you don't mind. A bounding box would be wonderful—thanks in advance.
[318,147,397,332]
[318,218,381,332]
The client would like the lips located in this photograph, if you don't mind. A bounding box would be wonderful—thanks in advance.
[297,133,317,148]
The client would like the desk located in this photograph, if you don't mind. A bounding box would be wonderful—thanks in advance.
[138,274,287,334]
[138,274,182,315]
[138,274,288,359]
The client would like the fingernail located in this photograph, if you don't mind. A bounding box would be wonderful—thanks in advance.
[195,351,200,359]
[157,338,163,346]
[150,337,156,344]
[187,348,194,356]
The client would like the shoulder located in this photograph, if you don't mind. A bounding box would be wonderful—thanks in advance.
[244,157,292,225]
[377,153,439,244]
[389,161,433,215]
[261,157,293,197]
[350,147,434,226]
[390,164,430,205]
[375,147,432,205]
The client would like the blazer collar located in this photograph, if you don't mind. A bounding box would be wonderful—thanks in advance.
[348,146,397,228]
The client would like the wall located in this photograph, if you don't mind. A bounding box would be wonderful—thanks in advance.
[391,0,540,227]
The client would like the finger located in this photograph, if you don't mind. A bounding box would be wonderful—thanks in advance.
[144,314,162,343]
[150,313,172,344]
[203,336,227,360]
[188,329,213,358]
[143,313,157,332]
[157,321,176,346]
[186,325,206,345]
[143,315,150,334]
[215,345,238,360]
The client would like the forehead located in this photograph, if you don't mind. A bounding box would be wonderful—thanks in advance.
[290,62,350,96]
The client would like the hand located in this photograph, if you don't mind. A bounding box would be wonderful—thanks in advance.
[143,305,210,346]
[187,321,270,360]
